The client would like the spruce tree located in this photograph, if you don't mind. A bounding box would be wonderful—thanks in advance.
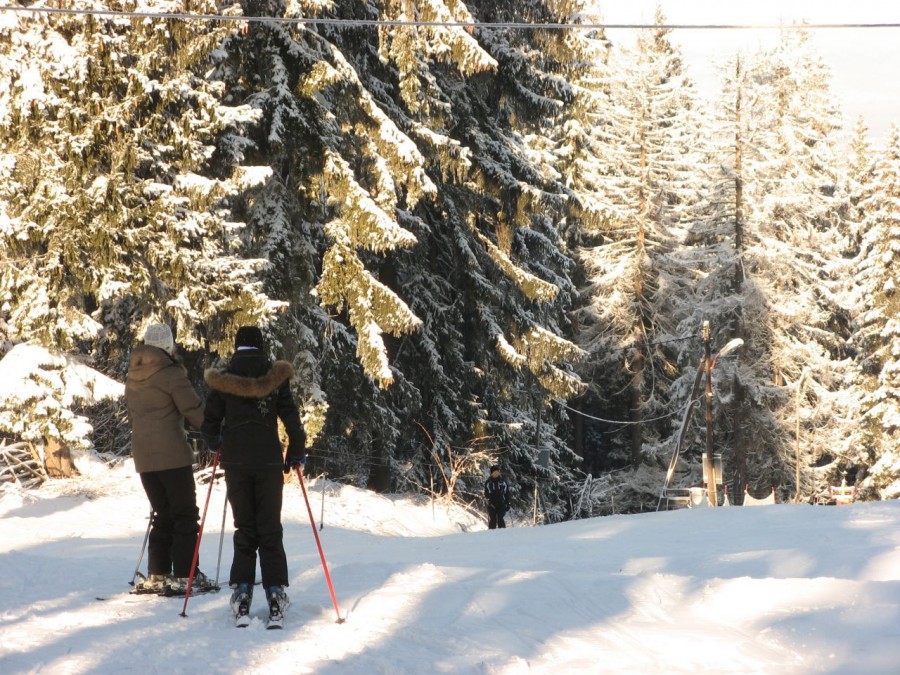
[698,32,851,500]
[854,124,900,498]
[572,11,707,509]
[0,0,279,368]
[209,0,587,513]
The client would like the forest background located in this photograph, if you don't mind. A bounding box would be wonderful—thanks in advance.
[1,0,898,519]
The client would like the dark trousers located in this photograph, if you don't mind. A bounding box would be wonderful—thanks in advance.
[140,466,200,577]
[488,505,506,529]
[225,466,288,589]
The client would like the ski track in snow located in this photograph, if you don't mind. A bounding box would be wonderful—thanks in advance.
[1,468,900,674]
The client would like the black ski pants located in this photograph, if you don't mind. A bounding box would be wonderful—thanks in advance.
[488,505,507,529]
[139,466,200,577]
[224,465,288,589]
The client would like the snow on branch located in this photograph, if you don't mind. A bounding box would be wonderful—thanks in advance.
[300,45,438,208]
[323,152,418,252]
[316,243,422,388]
[475,231,558,302]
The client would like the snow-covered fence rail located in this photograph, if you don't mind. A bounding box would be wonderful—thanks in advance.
[0,439,47,488]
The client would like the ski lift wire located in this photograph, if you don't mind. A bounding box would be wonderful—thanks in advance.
[561,400,691,426]
[2,6,900,31]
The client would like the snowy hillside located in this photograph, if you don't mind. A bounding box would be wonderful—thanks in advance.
[0,466,898,674]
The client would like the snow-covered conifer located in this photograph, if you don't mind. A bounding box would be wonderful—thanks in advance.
[573,10,708,489]
[854,124,900,498]
[0,0,280,364]
[697,31,853,500]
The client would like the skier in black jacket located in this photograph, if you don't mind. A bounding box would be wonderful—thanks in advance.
[484,465,510,529]
[201,325,306,627]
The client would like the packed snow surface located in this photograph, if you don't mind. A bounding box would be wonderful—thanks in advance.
[1,465,898,674]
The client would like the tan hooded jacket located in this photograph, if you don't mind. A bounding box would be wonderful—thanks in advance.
[125,345,204,473]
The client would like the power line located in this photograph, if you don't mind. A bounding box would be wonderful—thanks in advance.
[562,400,688,427]
[2,6,900,31]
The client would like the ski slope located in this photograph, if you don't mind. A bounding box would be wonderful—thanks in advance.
[1,464,898,674]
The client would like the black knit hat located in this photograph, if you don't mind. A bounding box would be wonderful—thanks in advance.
[234,325,265,350]
[490,464,500,473]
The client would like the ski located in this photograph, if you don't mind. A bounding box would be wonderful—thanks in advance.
[160,583,221,598]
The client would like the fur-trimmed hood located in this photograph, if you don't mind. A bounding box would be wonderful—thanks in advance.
[204,360,294,399]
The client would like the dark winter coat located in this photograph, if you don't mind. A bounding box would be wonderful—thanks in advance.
[201,349,305,469]
[484,476,510,512]
[125,345,204,474]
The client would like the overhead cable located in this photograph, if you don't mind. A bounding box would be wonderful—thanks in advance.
[2,6,900,31]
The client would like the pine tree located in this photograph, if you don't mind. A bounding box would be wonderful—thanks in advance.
[572,10,707,505]
[854,124,900,498]
[0,0,280,368]
[842,116,875,257]
[0,343,123,478]
[697,31,852,500]
[208,0,587,512]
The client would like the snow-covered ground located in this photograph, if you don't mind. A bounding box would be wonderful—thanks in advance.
[1,465,898,674]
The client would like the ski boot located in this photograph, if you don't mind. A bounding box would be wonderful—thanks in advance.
[231,583,253,628]
[131,573,169,595]
[265,586,290,630]
[163,570,218,597]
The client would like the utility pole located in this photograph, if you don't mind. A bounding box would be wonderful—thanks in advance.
[703,321,718,507]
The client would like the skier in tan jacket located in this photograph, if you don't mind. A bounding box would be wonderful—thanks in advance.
[125,323,212,595]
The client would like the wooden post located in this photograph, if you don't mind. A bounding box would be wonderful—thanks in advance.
[703,322,718,507]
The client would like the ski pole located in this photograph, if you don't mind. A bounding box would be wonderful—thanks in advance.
[214,487,229,588]
[319,472,326,531]
[295,466,344,623]
[180,449,221,618]
[129,509,153,586]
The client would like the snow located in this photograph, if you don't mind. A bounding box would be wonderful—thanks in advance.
[0,344,124,406]
[0,465,898,674]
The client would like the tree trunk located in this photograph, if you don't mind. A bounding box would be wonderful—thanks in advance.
[572,398,584,468]
[366,438,391,493]
[43,437,77,478]
[630,350,644,467]
[730,373,748,504]
[733,56,746,292]
[729,58,749,503]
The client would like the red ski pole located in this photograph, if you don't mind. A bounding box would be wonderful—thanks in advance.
[295,466,344,623]
[180,449,221,617]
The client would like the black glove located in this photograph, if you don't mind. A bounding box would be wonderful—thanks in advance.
[283,454,307,474]
[205,435,223,452]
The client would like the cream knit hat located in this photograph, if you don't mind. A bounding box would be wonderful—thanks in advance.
[144,323,175,354]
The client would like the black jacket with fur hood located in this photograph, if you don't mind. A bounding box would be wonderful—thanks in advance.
[201,348,305,468]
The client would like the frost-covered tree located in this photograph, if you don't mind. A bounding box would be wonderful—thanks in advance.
[573,11,708,496]
[205,0,587,514]
[0,0,281,369]
[854,124,900,498]
[841,117,876,256]
[0,343,123,478]
[697,31,852,501]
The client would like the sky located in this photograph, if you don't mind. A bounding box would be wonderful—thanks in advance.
[1,462,899,674]
[597,0,900,144]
